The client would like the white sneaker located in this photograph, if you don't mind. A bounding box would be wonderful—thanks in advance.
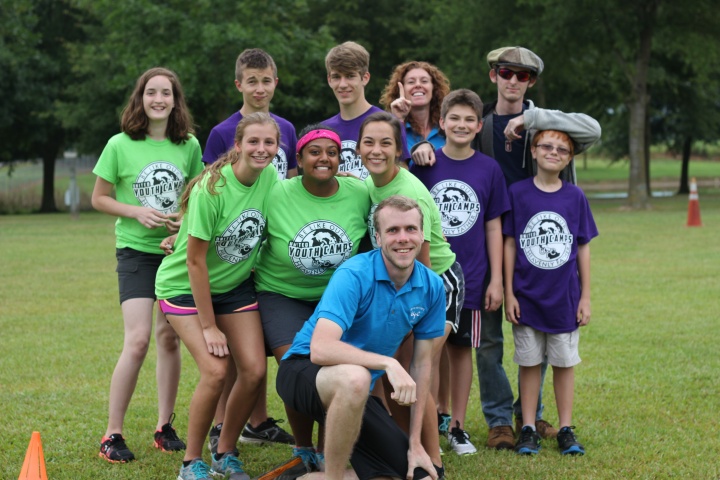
[448,422,477,455]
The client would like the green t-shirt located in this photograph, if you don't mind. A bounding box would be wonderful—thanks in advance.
[254,176,371,301]
[364,168,456,275]
[92,133,203,254]
[155,163,279,299]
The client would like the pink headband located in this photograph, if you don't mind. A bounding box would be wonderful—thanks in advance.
[296,129,341,154]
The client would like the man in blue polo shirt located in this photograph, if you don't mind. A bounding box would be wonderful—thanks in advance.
[277,195,444,480]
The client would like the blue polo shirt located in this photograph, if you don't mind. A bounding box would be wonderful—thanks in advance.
[283,249,446,388]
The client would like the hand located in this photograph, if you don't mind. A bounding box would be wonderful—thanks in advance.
[504,114,526,141]
[406,445,438,480]
[160,234,178,255]
[484,280,503,312]
[390,82,413,121]
[411,143,436,166]
[336,171,361,180]
[203,326,230,357]
[504,295,520,324]
[577,297,591,326]
[385,359,416,407]
[134,206,171,229]
[165,213,181,234]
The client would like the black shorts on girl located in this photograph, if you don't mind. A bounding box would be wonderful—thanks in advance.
[158,276,258,316]
[116,247,163,304]
[257,291,318,351]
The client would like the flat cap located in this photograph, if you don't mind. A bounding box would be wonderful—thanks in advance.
[487,46,544,75]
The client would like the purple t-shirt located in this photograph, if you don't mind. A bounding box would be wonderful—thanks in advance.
[323,105,410,181]
[411,149,510,309]
[503,178,598,333]
[202,111,297,180]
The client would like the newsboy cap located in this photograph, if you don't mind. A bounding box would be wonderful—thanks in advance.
[486,46,544,75]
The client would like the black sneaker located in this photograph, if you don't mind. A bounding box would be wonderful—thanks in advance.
[99,433,135,463]
[448,421,477,455]
[514,426,541,455]
[154,413,186,452]
[207,422,222,456]
[239,417,295,445]
[557,426,585,455]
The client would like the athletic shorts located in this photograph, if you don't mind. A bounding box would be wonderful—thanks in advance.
[258,291,318,351]
[447,308,481,347]
[512,324,581,368]
[158,276,258,316]
[116,247,163,304]
[440,261,465,333]
[276,356,437,480]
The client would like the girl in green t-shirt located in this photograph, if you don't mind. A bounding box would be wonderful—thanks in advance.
[156,113,280,479]
[92,67,202,463]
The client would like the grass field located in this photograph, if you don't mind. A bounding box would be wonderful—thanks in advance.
[1,194,719,479]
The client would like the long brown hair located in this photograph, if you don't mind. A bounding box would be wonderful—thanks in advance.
[120,67,195,144]
[379,61,450,137]
[179,112,279,214]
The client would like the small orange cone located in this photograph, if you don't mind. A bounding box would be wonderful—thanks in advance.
[18,432,48,480]
[687,177,702,227]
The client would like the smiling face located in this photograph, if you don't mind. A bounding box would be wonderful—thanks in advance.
[359,121,401,186]
[327,69,370,107]
[439,104,482,148]
[402,67,434,108]
[531,131,573,174]
[236,67,278,112]
[375,205,424,276]
[489,66,536,104]
[298,138,340,184]
[143,75,174,123]
[235,123,280,172]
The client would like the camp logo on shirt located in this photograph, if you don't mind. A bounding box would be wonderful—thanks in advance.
[215,209,266,264]
[367,203,379,248]
[519,211,573,270]
[288,221,354,275]
[339,140,369,180]
[429,180,480,237]
[272,148,288,180]
[133,162,184,214]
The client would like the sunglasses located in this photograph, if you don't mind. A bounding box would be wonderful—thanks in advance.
[496,67,533,82]
[536,144,571,156]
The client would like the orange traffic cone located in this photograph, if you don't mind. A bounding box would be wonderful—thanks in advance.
[687,177,702,227]
[18,432,48,480]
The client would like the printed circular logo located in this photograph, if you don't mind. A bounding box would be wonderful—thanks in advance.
[272,148,288,180]
[430,180,480,237]
[367,203,379,248]
[288,221,354,275]
[215,209,266,264]
[133,162,184,213]
[338,140,369,180]
[520,211,573,269]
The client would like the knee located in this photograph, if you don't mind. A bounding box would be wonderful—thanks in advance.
[155,329,180,353]
[124,336,150,362]
[201,360,228,391]
[237,361,266,388]
[338,367,372,404]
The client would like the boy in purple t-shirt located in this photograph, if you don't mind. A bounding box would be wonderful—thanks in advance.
[412,89,509,456]
[322,42,409,180]
[503,129,598,456]
[203,48,297,180]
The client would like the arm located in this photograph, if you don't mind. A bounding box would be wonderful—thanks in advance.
[186,235,229,357]
[159,234,178,255]
[406,338,438,480]
[522,108,602,153]
[91,176,175,228]
[410,142,436,167]
[484,217,504,311]
[503,235,520,324]
[576,243,591,326]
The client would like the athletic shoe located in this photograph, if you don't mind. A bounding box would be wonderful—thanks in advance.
[514,426,541,455]
[239,417,295,445]
[154,413,186,452]
[486,425,514,450]
[255,448,319,480]
[208,423,222,456]
[447,421,477,455]
[315,451,325,472]
[99,433,135,463]
[536,419,559,439]
[210,450,250,480]
[178,458,211,480]
[557,426,585,455]
[437,412,452,436]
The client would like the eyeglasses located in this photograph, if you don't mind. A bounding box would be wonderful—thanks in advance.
[496,67,533,82]
[536,144,571,156]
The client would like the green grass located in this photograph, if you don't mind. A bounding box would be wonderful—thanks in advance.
[575,156,719,185]
[1,195,719,479]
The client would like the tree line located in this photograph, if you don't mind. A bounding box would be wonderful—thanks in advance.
[2,0,718,212]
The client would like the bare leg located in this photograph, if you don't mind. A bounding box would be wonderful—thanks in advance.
[553,366,574,428]
[212,360,234,426]
[105,298,154,436]
[519,365,541,428]
[447,343,472,429]
[434,346,450,415]
[155,304,181,429]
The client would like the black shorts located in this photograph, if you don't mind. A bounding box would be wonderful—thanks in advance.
[158,276,258,316]
[447,308,481,347]
[441,261,465,333]
[258,292,318,351]
[276,356,436,480]
[116,247,163,304]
